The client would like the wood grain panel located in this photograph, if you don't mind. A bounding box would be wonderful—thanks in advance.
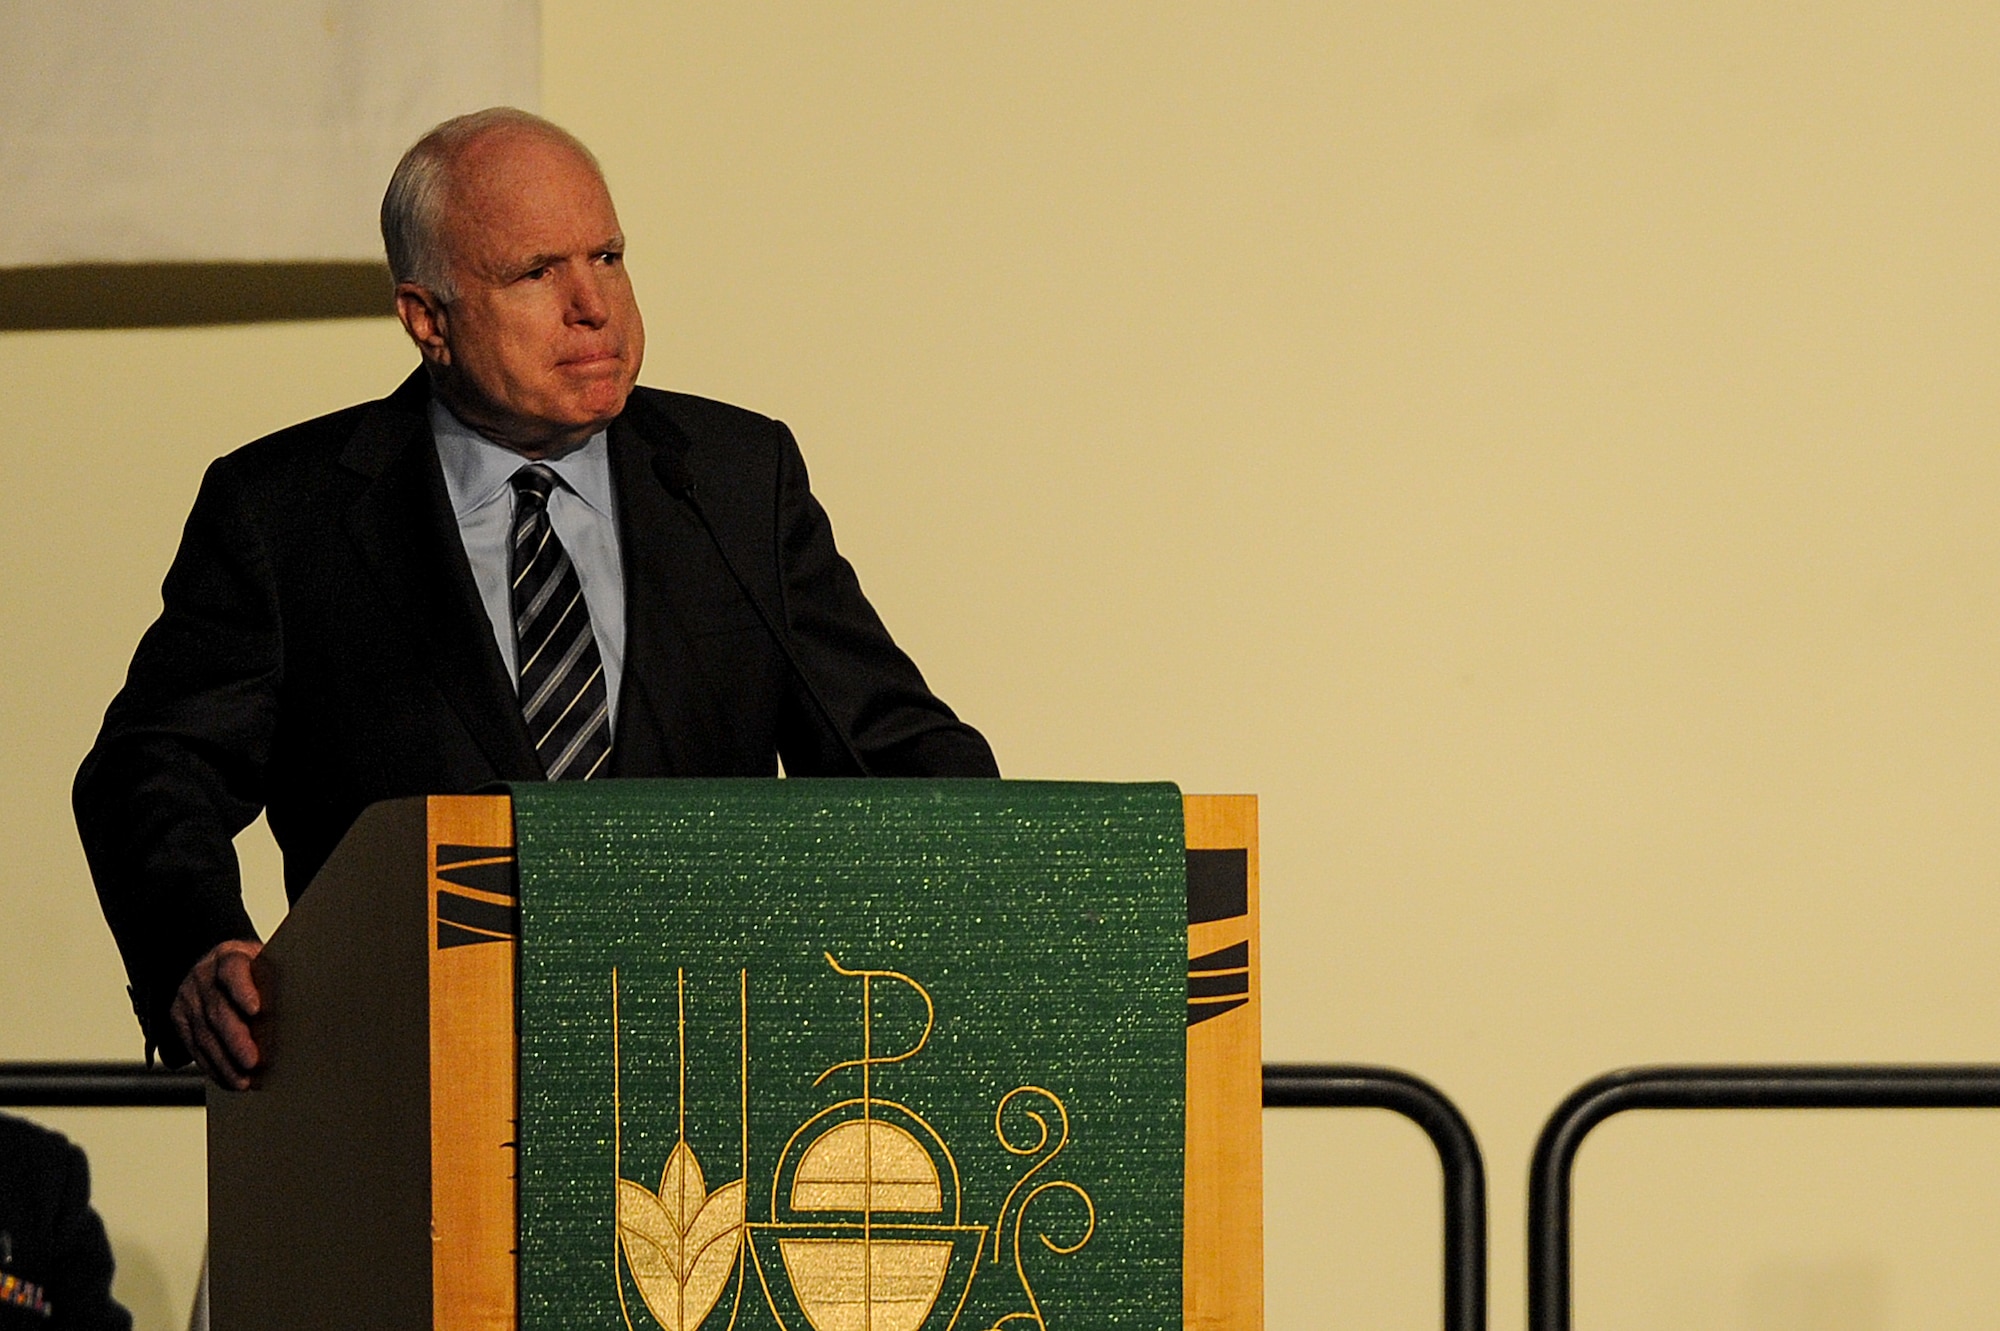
[427,795,519,1331]
[1184,793,1263,1331]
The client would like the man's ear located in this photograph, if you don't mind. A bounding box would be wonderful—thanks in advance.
[394,283,452,366]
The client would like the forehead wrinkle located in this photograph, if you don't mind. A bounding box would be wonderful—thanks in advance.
[447,203,620,277]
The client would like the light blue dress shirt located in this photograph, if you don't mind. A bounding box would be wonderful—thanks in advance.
[430,400,627,734]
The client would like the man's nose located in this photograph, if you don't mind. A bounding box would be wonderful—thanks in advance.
[566,267,611,327]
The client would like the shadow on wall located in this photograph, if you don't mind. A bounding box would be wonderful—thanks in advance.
[0,263,392,330]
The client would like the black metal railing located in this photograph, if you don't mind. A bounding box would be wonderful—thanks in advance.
[1528,1063,2000,1331]
[5,1060,1486,1328]
[1267,1062,1486,1331]
[0,1061,204,1107]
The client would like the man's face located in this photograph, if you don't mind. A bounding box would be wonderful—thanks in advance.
[401,129,646,455]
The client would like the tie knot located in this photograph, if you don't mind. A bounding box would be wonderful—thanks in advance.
[510,463,560,507]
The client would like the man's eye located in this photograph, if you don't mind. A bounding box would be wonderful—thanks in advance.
[598,251,624,266]
[522,266,551,281]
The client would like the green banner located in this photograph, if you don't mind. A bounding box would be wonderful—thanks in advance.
[514,779,1187,1331]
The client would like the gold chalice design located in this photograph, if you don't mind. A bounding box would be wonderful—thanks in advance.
[748,956,986,1331]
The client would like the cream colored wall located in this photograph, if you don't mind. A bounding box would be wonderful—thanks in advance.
[0,321,414,1327]
[6,4,2000,1329]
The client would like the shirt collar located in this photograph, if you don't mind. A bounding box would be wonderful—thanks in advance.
[429,399,616,520]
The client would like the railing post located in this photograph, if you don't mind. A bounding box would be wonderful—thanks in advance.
[1527,1064,2000,1331]
[1266,1062,1487,1331]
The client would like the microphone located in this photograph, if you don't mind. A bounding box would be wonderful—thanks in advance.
[652,449,698,504]
[652,449,874,776]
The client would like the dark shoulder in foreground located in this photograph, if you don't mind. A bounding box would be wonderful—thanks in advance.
[0,1113,131,1330]
[0,1110,78,1172]
[0,1113,87,1231]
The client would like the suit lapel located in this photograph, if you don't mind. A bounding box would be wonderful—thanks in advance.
[339,372,544,780]
[606,401,747,776]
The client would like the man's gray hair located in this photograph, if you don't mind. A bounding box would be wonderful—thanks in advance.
[380,107,603,303]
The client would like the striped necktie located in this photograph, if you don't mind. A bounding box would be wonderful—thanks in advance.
[509,464,611,780]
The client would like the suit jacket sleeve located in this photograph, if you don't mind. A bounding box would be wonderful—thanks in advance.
[766,423,999,778]
[72,457,274,1064]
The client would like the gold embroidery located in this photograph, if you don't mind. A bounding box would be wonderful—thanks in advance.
[982,1180,1097,1331]
[611,955,1097,1331]
[987,1089,1068,1261]
[617,1155,747,1331]
[614,969,750,1331]
[778,1238,955,1331]
[792,1120,943,1213]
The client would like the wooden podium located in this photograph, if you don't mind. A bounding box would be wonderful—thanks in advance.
[208,792,1261,1331]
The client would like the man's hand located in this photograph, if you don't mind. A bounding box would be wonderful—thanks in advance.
[170,939,264,1090]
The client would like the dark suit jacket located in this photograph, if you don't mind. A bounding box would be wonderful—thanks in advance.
[0,1115,130,1331]
[74,371,997,1062]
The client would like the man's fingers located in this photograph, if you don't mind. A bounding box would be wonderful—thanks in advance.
[215,945,263,1017]
[172,941,266,1090]
[188,1015,251,1091]
[191,999,253,1089]
[201,979,260,1075]
[174,985,246,1090]
[169,989,202,1072]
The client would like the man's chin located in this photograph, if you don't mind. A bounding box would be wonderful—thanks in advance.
[557,366,633,413]
[562,385,633,432]
[548,373,632,425]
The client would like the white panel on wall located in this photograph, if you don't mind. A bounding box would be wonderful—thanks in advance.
[0,0,539,266]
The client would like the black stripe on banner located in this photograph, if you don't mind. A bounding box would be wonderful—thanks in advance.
[436,843,511,868]
[438,920,508,950]
[1187,848,1248,925]
[1188,940,1249,973]
[437,890,519,939]
[1187,997,1250,1027]
[437,860,517,897]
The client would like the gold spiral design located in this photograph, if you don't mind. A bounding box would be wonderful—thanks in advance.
[989,1087,1068,1261]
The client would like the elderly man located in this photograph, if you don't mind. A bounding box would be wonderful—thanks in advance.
[73,108,997,1088]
